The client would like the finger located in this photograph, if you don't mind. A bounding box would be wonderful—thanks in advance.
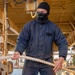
[55,67,62,72]
[12,57,18,60]
[54,65,62,72]
[12,53,20,60]
[12,55,17,60]
[53,62,61,71]
[53,63,59,71]
[14,55,20,60]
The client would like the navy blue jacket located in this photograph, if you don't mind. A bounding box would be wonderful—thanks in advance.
[15,19,68,61]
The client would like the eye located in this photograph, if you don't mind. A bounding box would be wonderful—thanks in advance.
[40,11,44,13]
[37,10,44,13]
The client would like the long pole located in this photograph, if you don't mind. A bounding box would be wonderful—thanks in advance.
[2,0,8,75]
[3,0,8,56]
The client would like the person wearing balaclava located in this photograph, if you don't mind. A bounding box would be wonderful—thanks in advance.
[12,2,68,75]
[36,2,50,24]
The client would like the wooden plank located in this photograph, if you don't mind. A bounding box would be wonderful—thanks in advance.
[72,15,75,21]
[69,21,75,30]
[67,24,73,32]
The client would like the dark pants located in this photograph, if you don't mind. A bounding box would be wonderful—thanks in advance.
[22,61,55,75]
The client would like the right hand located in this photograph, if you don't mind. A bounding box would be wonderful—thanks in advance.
[12,51,20,60]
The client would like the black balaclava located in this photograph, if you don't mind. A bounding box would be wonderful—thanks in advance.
[37,2,50,24]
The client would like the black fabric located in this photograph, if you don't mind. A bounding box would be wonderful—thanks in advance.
[46,33,52,36]
[59,55,66,60]
[37,12,48,24]
[38,2,50,15]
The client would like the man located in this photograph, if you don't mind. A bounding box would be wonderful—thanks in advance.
[12,2,68,75]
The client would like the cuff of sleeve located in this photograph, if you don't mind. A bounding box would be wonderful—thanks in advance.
[59,55,66,60]
[15,50,22,55]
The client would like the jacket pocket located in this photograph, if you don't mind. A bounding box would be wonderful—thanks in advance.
[46,32,53,36]
[46,32,53,40]
[45,32,54,48]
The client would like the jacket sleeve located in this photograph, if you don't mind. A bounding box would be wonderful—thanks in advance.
[54,26,68,59]
[15,23,31,55]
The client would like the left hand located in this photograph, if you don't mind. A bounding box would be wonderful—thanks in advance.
[53,57,64,72]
